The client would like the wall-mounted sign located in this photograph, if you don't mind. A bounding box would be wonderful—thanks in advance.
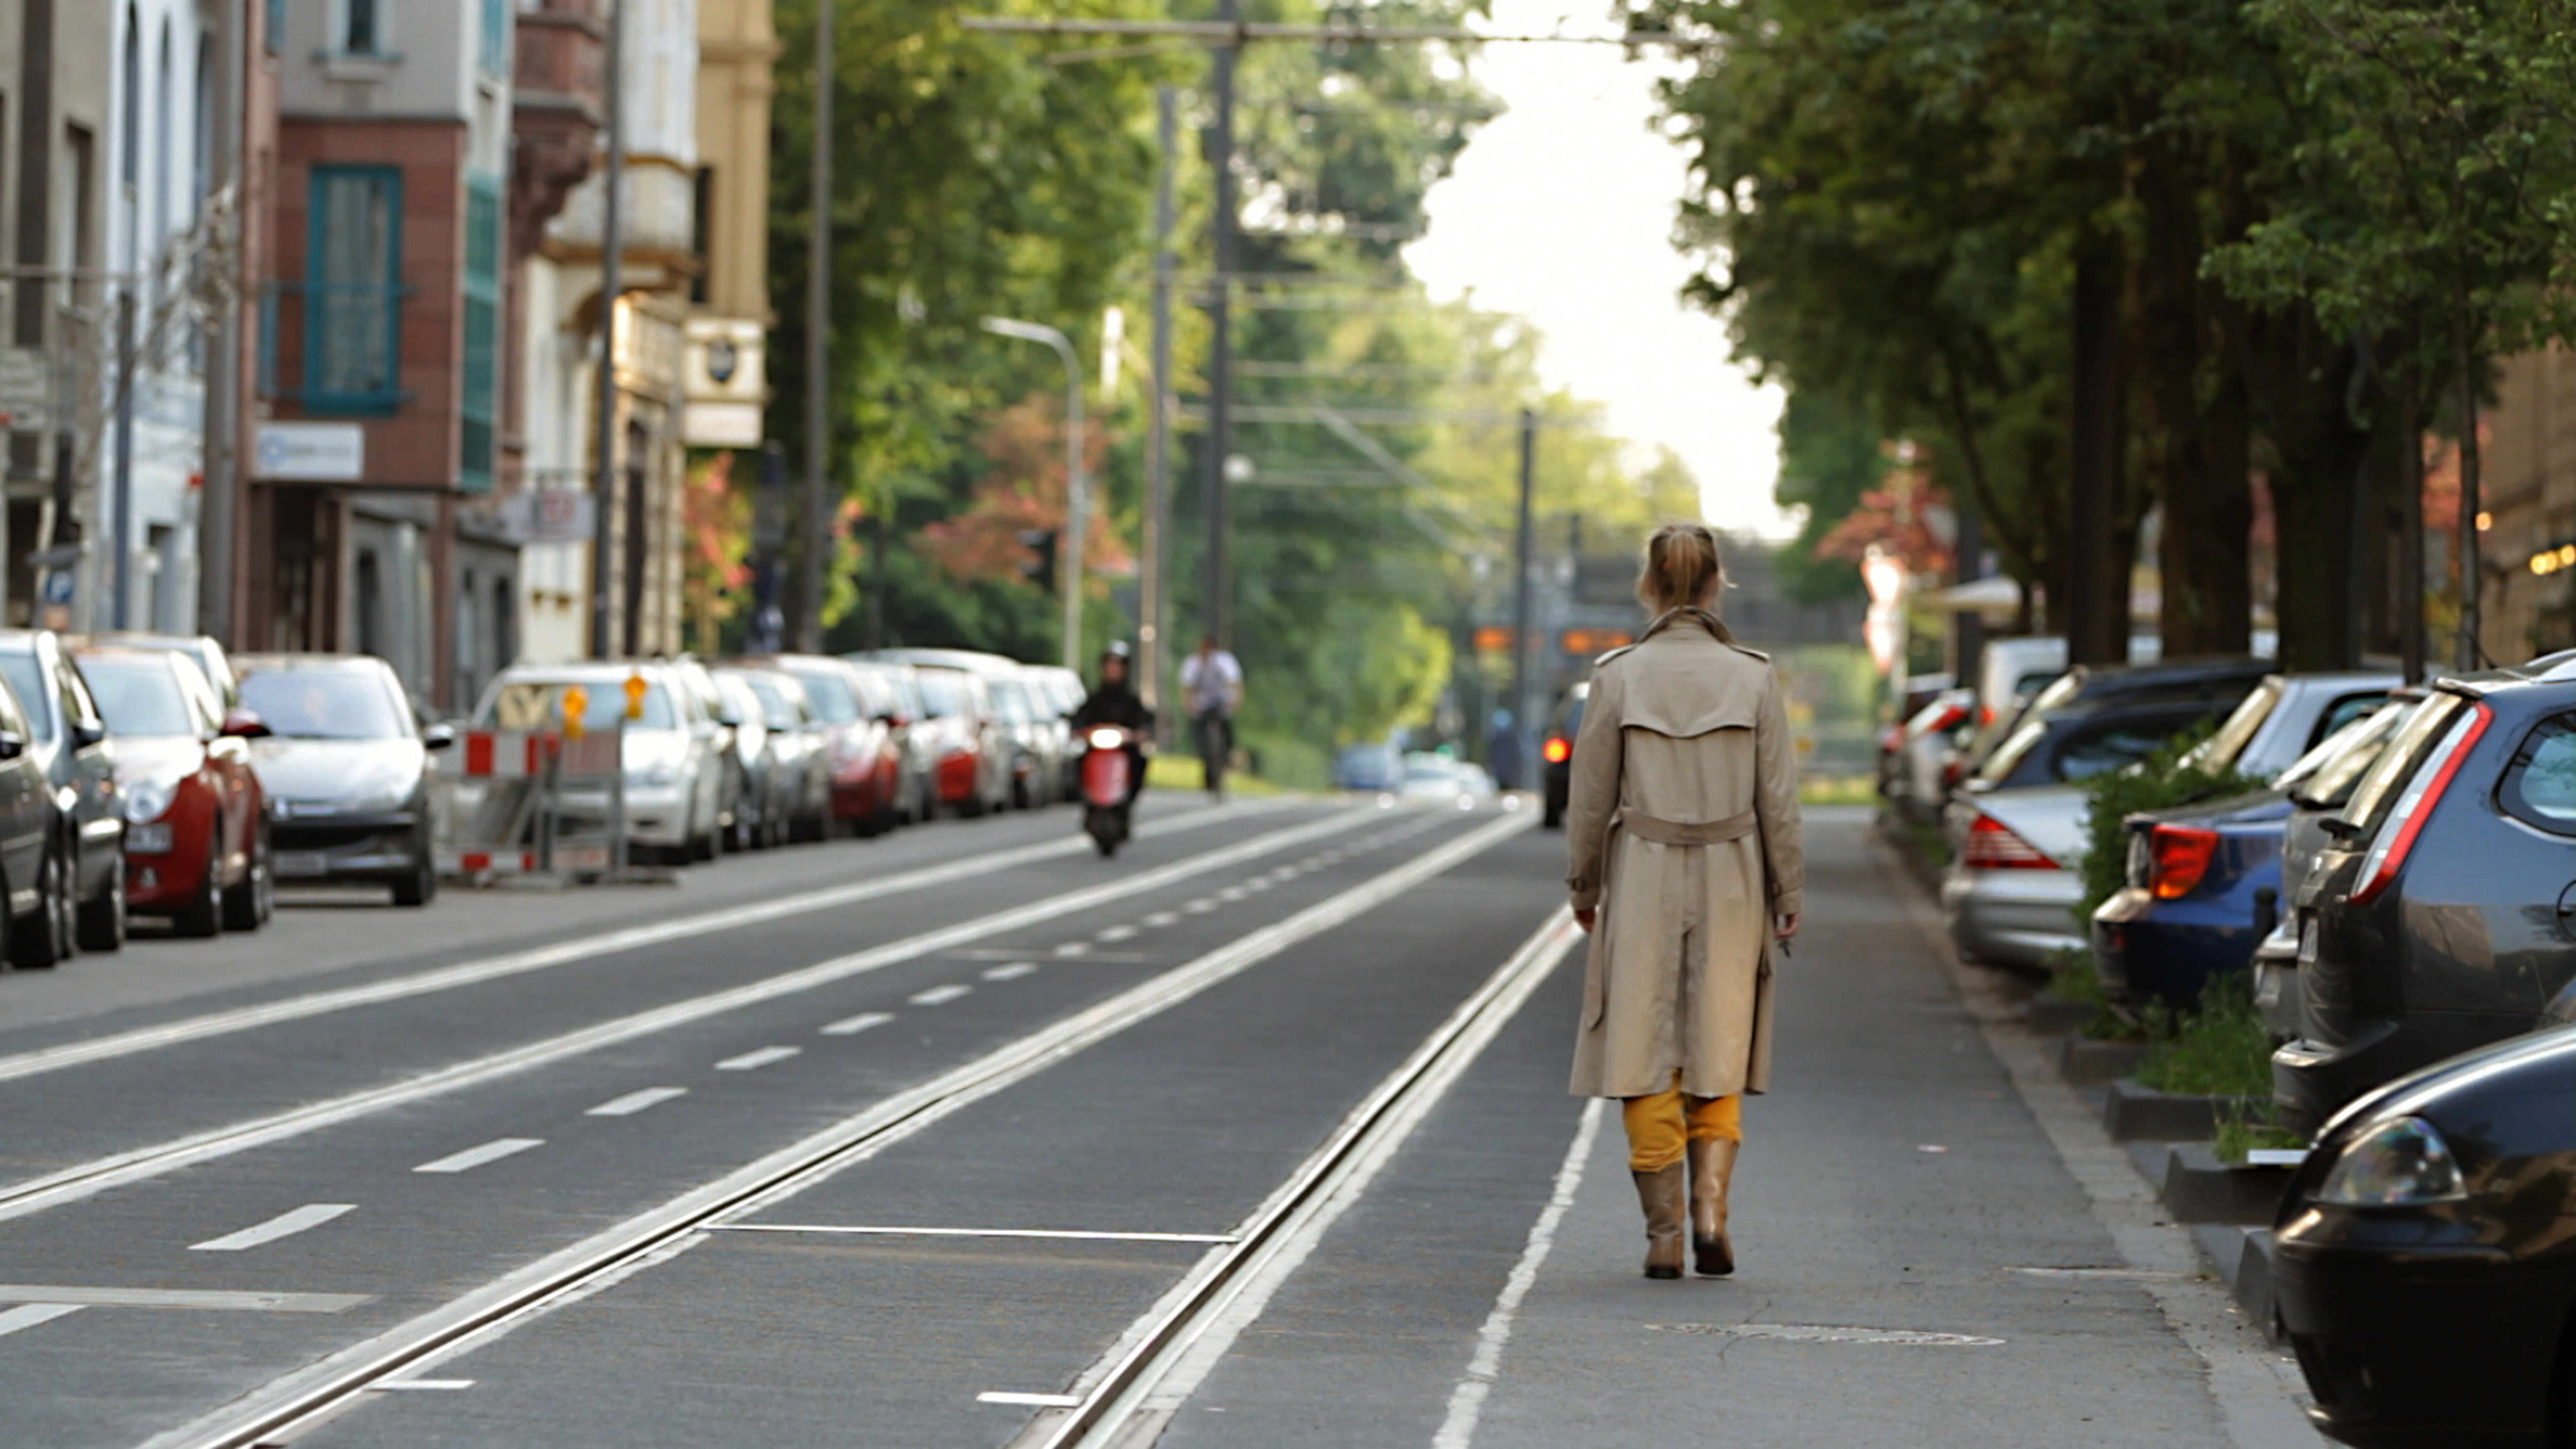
[501,489,597,545]
[254,422,366,482]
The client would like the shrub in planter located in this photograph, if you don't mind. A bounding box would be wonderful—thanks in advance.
[2074,727,2262,923]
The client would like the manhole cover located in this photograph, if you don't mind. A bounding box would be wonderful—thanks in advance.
[1647,1323,2004,1347]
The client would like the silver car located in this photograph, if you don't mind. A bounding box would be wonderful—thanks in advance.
[473,663,727,864]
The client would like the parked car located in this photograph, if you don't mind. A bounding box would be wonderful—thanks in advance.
[1401,752,1497,809]
[0,664,71,968]
[91,631,241,711]
[665,657,749,856]
[2088,673,2402,1007]
[1887,686,1976,825]
[1539,683,1589,827]
[751,654,900,835]
[893,663,1012,817]
[2251,696,2427,1042]
[2270,1024,2576,1447]
[2274,657,2576,1135]
[1335,741,1403,794]
[720,666,832,844]
[1942,661,2269,969]
[846,659,938,825]
[0,631,130,952]
[987,672,1066,810]
[708,668,795,848]
[1025,664,1089,802]
[77,646,271,935]
[474,661,722,866]
[236,653,451,905]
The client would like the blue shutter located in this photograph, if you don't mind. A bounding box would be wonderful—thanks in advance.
[460,174,502,492]
[304,165,404,413]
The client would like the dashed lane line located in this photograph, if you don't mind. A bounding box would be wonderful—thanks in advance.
[0,798,1282,1090]
[586,1087,688,1118]
[715,1047,803,1072]
[0,807,1382,1229]
[1095,925,1141,943]
[189,1204,357,1253]
[414,1139,546,1175]
[981,964,1039,982]
[819,1012,895,1037]
[1141,912,1181,928]
[908,985,973,1008]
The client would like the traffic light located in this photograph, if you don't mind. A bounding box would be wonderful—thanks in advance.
[1019,529,1059,594]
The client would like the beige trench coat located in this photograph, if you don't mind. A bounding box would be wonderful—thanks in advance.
[1564,607,1805,1100]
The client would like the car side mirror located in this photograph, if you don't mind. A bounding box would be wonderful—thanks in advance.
[0,731,27,760]
[218,711,272,740]
[71,719,108,749]
[422,723,458,750]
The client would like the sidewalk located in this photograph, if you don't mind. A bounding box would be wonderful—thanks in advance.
[1161,807,2322,1448]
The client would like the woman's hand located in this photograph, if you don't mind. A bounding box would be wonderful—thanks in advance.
[1574,907,1597,934]
[1775,912,1800,941]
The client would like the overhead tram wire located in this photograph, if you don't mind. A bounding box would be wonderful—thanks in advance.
[957,17,1719,49]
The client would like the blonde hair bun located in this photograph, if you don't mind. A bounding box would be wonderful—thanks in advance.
[1637,522,1724,613]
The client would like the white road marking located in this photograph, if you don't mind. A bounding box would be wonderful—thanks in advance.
[1433,1099,1607,1449]
[0,800,1274,1090]
[190,1204,356,1252]
[709,1224,1236,1244]
[414,1138,546,1175]
[144,814,1539,1449]
[0,1303,81,1339]
[1245,878,1273,892]
[821,1012,895,1037]
[1182,899,1218,914]
[1054,942,1092,957]
[1141,911,1181,928]
[716,1046,803,1072]
[981,963,1038,982]
[909,984,973,1007]
[978,1392,1082,1408]
[1646,1322,2006,1347]
[587,1087,688,1118]
[0,1285,367,1312]
[1217,887,1249,901]
[1095,925,1140,943]
[370,1379,476,1391]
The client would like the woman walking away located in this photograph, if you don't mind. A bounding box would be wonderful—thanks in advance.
[1564,522,1803,1280]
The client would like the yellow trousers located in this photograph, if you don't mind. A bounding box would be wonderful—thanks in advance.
[1622,1071,1742,1172]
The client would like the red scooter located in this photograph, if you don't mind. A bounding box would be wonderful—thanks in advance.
[1080,725,1142,856]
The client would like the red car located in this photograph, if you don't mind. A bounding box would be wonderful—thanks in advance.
[76,647,270,936]
[751,654,901,835]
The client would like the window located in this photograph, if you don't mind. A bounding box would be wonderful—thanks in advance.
[480,0,509,75]
[2344,693,2470,837]
[344,0,382,55]
[2052,714,2204,783]
[460,173,500,490]
[0,653,53,742]
[306,165,402,411]
[689,166,712,303]
[267,0,284,55]
[2500,714,2576,836]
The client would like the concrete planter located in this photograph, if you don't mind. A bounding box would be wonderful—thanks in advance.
[2100,1079,2266,1142]
[2026,993,2097,1036]
[2057,1035,2148,1086]
[2158,1143,2296,1225]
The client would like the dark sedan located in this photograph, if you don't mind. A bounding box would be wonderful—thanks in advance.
[2272,1025,2576,1448]
[234,654,452,906]
[0,630,127,953]
[2275,657,2576,1136]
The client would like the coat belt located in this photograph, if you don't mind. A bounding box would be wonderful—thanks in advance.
[1619,808,1757,846]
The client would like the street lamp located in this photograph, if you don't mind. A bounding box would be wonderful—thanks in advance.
[980,316,1088,672]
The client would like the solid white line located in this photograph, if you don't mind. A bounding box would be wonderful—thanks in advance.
[1,810,1380,1230]
[908,985,972,1007]
[190,1204,356,1253]
[0,800,1275,1089]
[138,816,1540,1449]
[979,1392,1083,1407]
[1431,1099,1607,1449]
[715,1047,801,1072]
[0,1303,81,1339]
[414,1138,546,1175]
[981,963,1038,982]
[586,1087,688,1118]
[369,1379,474,1391]
[820,1012,895,1037]
[707,1224,1238,1245]
[0,1285,367,1312]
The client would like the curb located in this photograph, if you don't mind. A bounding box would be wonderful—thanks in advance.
[2101,1079,2266,1143]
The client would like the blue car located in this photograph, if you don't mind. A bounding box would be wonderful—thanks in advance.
[2093,788,2292,1008]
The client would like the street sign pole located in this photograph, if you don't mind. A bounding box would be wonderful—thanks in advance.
[1511,407,1536,790]
[589,0,626,659]
[1203,0,1239,649]
[1142,86,1177,715]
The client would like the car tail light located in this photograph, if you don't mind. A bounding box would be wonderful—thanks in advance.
[1979,704,1996,726]
[2148,824,2221,900]
[1930,702,1970,734]
[2351,703,2492,906]
[1543,736,1571,765]
[1941,758,1965,789]
[1962,813,2057,870]
[1880,726,1905,754]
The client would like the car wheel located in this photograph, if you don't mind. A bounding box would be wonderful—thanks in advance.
[391,831,436,907]
[222,825,271,932]
[13,844,74,968]
[76,844,126,952]
[172,832,223,939]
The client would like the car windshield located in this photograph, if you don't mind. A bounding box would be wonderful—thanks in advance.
[715,674,764,729]
[480,678,676,732]
[2341,693,2469,835]
[2183,680,2280,774]
[789,667,860,724]
[916,671,968,717]
[81,655,197,737]
[742,674,806,726]
[0,653,49,740]
[242,667,412,739]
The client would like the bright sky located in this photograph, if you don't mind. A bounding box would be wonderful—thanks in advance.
[1404,0,1792,538]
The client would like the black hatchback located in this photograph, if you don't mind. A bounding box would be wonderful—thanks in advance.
[2274,656,2576,1136]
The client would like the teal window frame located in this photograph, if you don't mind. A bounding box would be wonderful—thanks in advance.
[303,164,406,415]
[460,172,502,493]
[479,0,509,76]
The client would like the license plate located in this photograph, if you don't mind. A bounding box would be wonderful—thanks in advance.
[274,851,332,879]
[124,823,173,855]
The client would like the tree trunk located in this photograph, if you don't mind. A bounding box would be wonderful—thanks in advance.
[2456,340,2485,669]
[2067,239,2130,666]
[2139,133,2251,659]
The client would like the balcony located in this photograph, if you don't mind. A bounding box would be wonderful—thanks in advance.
[509,0,606,256]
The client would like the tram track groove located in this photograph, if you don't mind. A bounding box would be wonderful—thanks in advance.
[0,798,1283,1089]
[135,810,1538,1449]
[0,805,1390,1228]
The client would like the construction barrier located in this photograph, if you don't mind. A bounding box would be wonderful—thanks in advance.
[434,727,625,884]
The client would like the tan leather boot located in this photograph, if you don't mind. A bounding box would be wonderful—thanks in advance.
[1688,1138,1738,1276]
[1631,1164,1686,1280]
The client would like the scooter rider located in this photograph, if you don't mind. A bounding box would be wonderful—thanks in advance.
[1071,643,1154,809]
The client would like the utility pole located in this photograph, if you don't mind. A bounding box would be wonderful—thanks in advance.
[197,0,246,643]
[1201,0,1239,648]
[1510,407,1535,790]
[587,0,626,658]
[793,0,833,655]
[1142,85,1176,714]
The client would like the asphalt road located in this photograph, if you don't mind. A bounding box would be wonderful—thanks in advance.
[0,794,2322,1448]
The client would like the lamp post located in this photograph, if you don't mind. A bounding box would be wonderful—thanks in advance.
[980,317,1087,671]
